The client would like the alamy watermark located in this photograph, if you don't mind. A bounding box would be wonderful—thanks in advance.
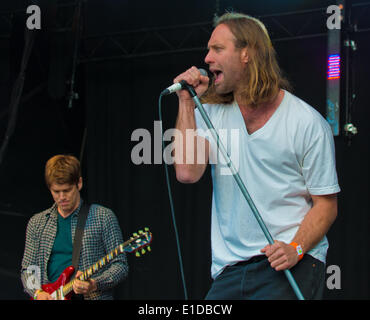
[22,3,343,293]
[26,5,341,31]
[130,121,240,175]
[326,264,341,290]
[24,265,41,290]
[25,263,341,291]
[326,5,342,30]
[26,5,41,30]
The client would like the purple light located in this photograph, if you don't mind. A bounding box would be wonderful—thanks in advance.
[327,54,341,80]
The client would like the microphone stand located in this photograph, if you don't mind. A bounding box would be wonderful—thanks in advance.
[184,83,305,300]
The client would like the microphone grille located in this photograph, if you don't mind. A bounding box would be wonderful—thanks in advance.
[199,68,208,77]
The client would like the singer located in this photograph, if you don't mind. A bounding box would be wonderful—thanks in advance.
[172,12,340,299]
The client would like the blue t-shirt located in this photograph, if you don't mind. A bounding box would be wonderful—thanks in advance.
[47,213,73,282]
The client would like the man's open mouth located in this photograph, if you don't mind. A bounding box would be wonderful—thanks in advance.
[212,70,223,84]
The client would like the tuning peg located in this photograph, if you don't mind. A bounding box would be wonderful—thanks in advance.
[133,232,138,237]
[138,230,143,234]
[141,248,146,254]
[144,227,149,232]
[135,251,141,257]
[147,246,151,252]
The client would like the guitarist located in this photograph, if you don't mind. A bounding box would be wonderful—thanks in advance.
[20,155,128,300]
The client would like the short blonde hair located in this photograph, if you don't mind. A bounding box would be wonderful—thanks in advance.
[202,12,290,106]
[45,155,81,188]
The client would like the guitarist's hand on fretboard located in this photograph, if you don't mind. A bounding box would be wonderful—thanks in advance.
[72,271,98,295]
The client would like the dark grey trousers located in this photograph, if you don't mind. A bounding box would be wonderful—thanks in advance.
[205,254,325,300]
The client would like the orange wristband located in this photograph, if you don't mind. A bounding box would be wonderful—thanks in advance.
[290,242,304,261]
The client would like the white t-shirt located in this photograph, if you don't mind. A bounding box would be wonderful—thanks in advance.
[194,90,340,279]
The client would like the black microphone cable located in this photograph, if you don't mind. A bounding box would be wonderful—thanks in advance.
[158,93,188,300]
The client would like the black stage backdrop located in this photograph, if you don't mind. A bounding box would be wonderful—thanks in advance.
[0,0,369,300]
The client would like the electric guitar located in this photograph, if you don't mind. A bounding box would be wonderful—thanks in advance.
[37,228,152,300]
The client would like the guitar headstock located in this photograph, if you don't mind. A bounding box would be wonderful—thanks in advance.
[125,228,152,257]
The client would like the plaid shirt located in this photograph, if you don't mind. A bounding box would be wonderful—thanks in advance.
[20,200,128,300]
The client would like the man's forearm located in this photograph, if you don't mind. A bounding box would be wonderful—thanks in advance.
[261,194,338,271]
[292,194,338,254]
[174,100,208,183]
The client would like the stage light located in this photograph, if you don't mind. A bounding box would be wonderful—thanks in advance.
[327,54,341,80]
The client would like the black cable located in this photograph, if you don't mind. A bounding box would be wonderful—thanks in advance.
[0,27,36,168]
[67,0,83,109]
[158,93,188,300]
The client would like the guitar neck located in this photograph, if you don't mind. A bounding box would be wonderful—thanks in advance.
[62,242,125,296]
[61,230,151,297]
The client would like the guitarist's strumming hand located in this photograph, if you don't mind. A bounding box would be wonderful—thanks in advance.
[35,291,54,300]
[73,271,98,295]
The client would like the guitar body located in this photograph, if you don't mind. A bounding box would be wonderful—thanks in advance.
[41,266,75,300]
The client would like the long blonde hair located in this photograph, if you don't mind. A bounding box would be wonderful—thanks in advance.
[202,12,290,106]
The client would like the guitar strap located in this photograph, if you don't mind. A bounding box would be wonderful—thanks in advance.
[71,201,90,276]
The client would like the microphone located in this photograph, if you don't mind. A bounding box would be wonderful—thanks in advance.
[160,68,208,96]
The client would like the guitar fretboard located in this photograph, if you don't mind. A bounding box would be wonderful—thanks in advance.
[62,243,125,296]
